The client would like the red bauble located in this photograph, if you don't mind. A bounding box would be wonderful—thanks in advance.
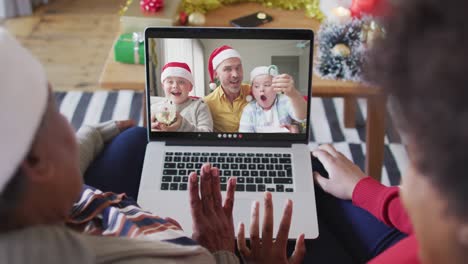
[350,0,389,17]
[140,0,164,13]
[179,11,188,25]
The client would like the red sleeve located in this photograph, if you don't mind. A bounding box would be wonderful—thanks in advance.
[352,177,413,234]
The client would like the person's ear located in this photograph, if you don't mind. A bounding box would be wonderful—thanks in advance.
[19,148,54,184]
[189,83,193,92]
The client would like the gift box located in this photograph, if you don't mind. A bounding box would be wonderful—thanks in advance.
[120,0,182,33]
[114,32,144,65]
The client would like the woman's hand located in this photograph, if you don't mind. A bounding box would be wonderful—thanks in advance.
[189,163,237,253]
[115,119,135,132]
[312,144,367,200]
[237,192,306,264]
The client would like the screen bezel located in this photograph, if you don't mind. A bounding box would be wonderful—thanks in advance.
[144,27,314,146]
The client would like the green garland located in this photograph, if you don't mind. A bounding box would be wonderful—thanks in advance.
[182,0,324,21]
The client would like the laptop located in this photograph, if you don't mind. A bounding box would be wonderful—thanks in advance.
[138,27,318,239]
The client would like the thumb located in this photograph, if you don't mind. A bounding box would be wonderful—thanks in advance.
[313,171,329,192]
[289,233,306,264]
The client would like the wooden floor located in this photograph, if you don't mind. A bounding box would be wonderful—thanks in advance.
[1,0,126,91]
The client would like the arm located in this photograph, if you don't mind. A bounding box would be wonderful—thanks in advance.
[178,101,214,132]
[272,74,307,121]
[313,144,413,235]
[353,177,413,234]
[76,120,120,174]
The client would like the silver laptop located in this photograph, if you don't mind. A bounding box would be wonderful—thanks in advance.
[138,27,318,239]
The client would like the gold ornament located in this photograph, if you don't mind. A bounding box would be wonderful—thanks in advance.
[331,44,351,57]
[188,12,206,26]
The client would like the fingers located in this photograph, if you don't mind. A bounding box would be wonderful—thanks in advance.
[164,217,182,229]
[223,177,236,218]
[318,144,339,157]
[311,149,334,169]
[289,233,306,264]
[189,172,202,219]
[211,167,223,210]
[313,171,329,192]
[116,119,136,131]
[275,199,293,249]
[200,163,215,215]
[249,201,260,253]
[237,222,251,258]
[262,191,274,249]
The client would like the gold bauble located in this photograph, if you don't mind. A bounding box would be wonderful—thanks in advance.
[331,43,351,57]
[188,12,206,26]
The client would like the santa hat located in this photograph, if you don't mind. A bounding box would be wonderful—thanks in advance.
[0,28,48,193]
[208,45,241,90]
[246,65,279,102]
[250,65,279,82]
[161,62,194,85]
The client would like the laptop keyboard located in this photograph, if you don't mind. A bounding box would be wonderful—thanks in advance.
[160,152,294,192]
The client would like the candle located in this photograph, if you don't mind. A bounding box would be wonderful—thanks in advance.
[329,6,352,24]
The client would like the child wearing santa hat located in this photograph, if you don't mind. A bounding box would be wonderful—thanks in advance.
[150,62,213,132]
[238,65,307,133]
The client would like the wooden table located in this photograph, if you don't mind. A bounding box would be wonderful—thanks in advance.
[99,3,386,181]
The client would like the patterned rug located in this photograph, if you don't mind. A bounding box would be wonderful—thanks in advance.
[54,90,408,186]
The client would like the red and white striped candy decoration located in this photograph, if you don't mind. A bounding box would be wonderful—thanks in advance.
[140,0,164,13]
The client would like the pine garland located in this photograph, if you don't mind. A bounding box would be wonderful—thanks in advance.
[182,0,324,20]
[315,19,367,82]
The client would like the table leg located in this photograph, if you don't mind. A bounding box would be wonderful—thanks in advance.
[365,95,386,182]
[344,97,357,128]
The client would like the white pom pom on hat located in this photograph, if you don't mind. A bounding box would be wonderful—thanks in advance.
[161,62,194,86]
[0,28,48,193]
[208,45,241,90]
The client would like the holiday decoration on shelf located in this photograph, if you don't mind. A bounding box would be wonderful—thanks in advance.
[315,19,366,82]
[114,32,145,65]
[188,12,206,26]
[181,0,325,21]
[140,0,164,13]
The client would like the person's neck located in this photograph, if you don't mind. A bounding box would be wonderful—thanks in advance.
[222,87,240,103]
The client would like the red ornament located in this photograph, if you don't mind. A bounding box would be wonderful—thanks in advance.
[140,0,164,13]
[179,11,188,25]
[350,0,389,17]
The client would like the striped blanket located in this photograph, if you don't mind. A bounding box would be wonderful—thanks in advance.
[54,90,408,186]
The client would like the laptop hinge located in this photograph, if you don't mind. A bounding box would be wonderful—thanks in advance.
[165,139,296,148]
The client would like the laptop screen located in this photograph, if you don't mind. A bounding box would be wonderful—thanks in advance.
[145,27,313,144]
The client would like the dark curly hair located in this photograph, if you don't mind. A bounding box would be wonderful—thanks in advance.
[366,0,468,219]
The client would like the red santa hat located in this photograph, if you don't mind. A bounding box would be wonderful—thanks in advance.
[208,45,241,90]
[0,28,48,193]
[161,62,194,86]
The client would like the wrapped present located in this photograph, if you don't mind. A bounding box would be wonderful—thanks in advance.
[114,32,144,65]
[120,0,182,33]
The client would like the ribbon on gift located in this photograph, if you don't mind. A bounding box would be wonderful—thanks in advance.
[132,32,144,65]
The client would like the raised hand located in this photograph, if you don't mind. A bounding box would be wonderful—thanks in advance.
[237,192,306,264]
[189,163,237,253]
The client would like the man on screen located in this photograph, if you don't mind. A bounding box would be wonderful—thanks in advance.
[203,45,251,133]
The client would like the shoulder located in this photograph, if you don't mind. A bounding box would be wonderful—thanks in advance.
[204,87,221,102]
[0,226,93,264]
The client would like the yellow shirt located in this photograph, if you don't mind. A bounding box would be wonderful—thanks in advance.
[204,84,251,132]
